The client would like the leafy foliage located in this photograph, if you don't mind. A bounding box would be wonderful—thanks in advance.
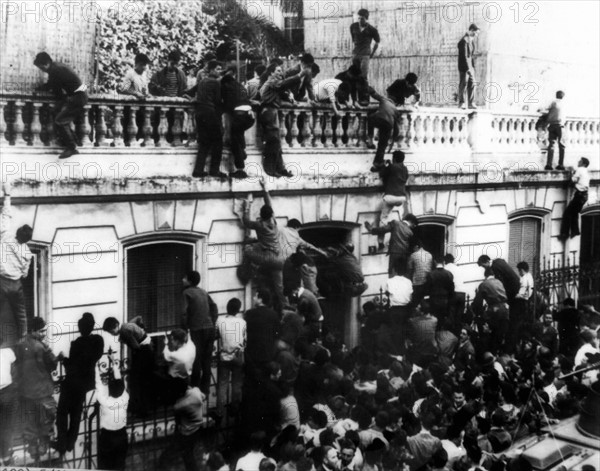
[95,0,295,93]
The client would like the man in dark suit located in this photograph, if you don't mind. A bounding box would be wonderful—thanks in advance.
[55,313,104,455]
[244,288,279,378]
[425,262,455,322]
[457,24,480,110]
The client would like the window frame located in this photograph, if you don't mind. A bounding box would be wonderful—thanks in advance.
[506,211,549,275]
[415,215,455,261]
[123,234,206,337]
[23,242,51,321]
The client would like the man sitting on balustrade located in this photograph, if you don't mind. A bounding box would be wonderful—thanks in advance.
[193,60,227,179]
[284,53,318,104]
[335,63,370,107]
[33,52,88,159]
[118,53,151,143]
[259,63,309,177]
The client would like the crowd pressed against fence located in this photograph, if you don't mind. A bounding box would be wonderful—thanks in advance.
[0,7,598,471]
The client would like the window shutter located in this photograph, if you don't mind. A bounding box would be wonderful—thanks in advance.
[127,243,194,333]
[509,218,541,275]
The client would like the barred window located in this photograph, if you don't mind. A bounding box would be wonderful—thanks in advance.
[126,242,194,333]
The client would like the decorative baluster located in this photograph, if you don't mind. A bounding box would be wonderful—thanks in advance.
[156,107,169,147]
[126,105,140,147]
[77,104,93,147]
[313,110,324,148]
[358,113,368,148]
[0,101,7,146]
[287,110,298,147]
[341,112,351,147]
[171,107,183,146]
[44,103,56,146]
[405,113,414,149]
[423,115,434,147]
[279,110,289,148]
[300,110,312,147]
[412,115,422,148]
[13,101,26,145]
[345,112,357,148]
[323,111,333,148]
[460,116,470,149]
[111,105,124,147]
[184,108,197,147]
[396,112,409,150]
[29,102,43,146]
[142,106,154,147]
[95,105,108,147]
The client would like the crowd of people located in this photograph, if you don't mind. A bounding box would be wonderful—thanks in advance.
[0,7,595,471]
[2,155,600,470]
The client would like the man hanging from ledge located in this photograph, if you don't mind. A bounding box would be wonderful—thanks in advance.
[33,52,88,159]
[560,157,590,240]
[0,182,33,347]
[235,177,286,311]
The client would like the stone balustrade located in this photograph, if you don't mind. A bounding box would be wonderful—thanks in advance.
[1,93,598,158]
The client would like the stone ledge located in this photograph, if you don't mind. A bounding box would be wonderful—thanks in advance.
[6,170,597,203]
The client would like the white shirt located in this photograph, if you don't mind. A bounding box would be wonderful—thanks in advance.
[445,263,466,293]
[574,342,599,383]
[386,276,413,306]
[0,347,16,389]
[121,68,149,95]
[313,79,342,103]
[235,451,266,471]
[573,167,590,192]
[441,439,466,465]
[0,198,33,280]
[280,394,301,430]
[517,273,534,300]
[163,340,196,378]
[216,315,247,361]
[96,372,129,431]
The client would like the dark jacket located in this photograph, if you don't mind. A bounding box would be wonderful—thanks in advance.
[245,305,280,365]
[379,162,408,197]
[458,35,475,72]
[40,62,83,97]
[196,76,223,114]
[491,259,521,301]
[221,75,251,112]
[149,66,188,97]
[14,335,58,399]
[335,70,369,103]
[426,267,455,298]
[371,220,413,255]
[182,286,218,331]
[386,78,421,106]
[63,334,104,391]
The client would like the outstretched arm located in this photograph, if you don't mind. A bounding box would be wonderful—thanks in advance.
[1,182,12,240]
[260,177,274,211]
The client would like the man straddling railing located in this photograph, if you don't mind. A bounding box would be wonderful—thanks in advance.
[33,52,88,159]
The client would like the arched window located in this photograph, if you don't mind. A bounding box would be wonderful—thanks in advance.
[508,216,542,275]
[125,240,196,333]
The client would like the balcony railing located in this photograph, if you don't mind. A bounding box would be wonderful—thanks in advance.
[1,92,599,155]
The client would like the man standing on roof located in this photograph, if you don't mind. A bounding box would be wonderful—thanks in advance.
[350,9,380,81]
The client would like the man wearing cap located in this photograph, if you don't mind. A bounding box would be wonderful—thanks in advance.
[457,24,480,110]
[14,317,58,460]
[350,9,380,81]
[55,313,104,455]
[1,182,33,347]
